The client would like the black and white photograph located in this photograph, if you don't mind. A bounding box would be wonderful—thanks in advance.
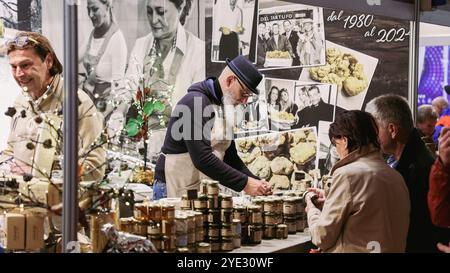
[0,0,41,33]
[211,0,258,63]
[234,81,269,137]
[292,82,341,130]
[257,3,326,70]
[265,78,297,131]
[235,128,318,191]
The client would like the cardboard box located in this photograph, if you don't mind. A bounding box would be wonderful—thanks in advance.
[25,214,44,250]
[1,213,25,250]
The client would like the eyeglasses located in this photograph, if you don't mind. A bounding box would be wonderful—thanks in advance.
[234,76,253,98]
[5,36,40,48]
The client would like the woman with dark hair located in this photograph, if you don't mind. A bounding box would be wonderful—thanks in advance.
[79,0,128,121]
[126,0,205,109]
[267,86,281,114]
[305,110,411,252]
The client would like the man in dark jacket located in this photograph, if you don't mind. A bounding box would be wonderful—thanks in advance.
[282,20,300,66]
[366,94,445,252]
[153,55,271,199]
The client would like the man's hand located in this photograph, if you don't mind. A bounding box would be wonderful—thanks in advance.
[437,242,450,253]
[438,127,450,168]
[307,188,326,208]
[244,177,272,196]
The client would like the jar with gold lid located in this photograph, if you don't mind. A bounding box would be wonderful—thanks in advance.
[220,194,233,209]
[233,205,247,224]
[119,217,136,233]
[162,220,176,236]
[247,205,263,225]
[283,198,297,215]
[221,236,234,252]
[284,217,297,234]
[208,224,221,237]
[194,194,208,209]
[221,224,234,237]
[147,220,161,236]
[208,236,221,252]
[263,224,276,240]
[161,204,175,221]
[276,224,288,239]
[133,203,149,221]
[248,225,262,245]
[207,181,220,195]
[197,242,211,253]
[148,202,161,222]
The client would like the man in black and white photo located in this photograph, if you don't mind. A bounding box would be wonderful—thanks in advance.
[257,21,268,67]
[282,20,300,66]
[266,23,293,58]
[293,85,342,129]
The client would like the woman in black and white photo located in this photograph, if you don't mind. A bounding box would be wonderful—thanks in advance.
[267,86,281,114]
[279,88,298,116]
[126,0,205,109]
[79,0,128,121]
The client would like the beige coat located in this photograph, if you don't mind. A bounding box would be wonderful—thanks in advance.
[307,146,410,253]
[0,74,106,181]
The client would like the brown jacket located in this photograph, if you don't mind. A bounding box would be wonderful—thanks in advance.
[0,74,106,181]
[307,146,410,253]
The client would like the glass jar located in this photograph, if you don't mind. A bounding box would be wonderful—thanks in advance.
[220,194,233,209]
[148,235,163,251]
[232,219,242,237]
[134,221,148,236]
[163,236,176,252]
[247,205,263,225]
[208,224,220,237]
[207,195,219,210]
[181,194,191,210]
[175,215,188,235]
[133,203,148,221]
[263,225,276,240]
[147,220,161,236]
[263,199,276,213]
[161,204,175,221]
[221,209,233,223]
[221,237,234,252]
[263,212,282,226]
[233,236,241,249]
[207,181,220,195]
[187,232,196,245]
[233,205,247,224]
[283,198,297,215]
[221,224,234,237]
[194,195,208,209]
[195,228,204,242]
[162,220,176,236]
[148,202,162,222]
[284,217,297,234]
[276,224,288,239]
[248,225,262,245]
[119,217,136,234]
[197,242,211,253]
[176,234,188,247]
[208,236,221,252]
[207,209,221,224]
[193,211,204,229]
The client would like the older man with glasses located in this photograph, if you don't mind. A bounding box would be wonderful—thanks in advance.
[1,32,105,182]
[152,55,272,199]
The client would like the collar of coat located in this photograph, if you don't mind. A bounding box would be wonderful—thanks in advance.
[330,144,381,175]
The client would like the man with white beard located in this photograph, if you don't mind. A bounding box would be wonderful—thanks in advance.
[152,55,272,199]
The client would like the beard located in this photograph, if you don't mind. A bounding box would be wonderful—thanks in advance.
[222,91,239,135]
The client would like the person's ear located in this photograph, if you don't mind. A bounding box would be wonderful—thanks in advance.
[226,75,234,89]
[387,122,398,139]
[45,54,53,69]
[342,136,348,150]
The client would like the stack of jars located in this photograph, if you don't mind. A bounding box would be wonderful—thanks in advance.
[220,193,236,252]
[174,210,203,252]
